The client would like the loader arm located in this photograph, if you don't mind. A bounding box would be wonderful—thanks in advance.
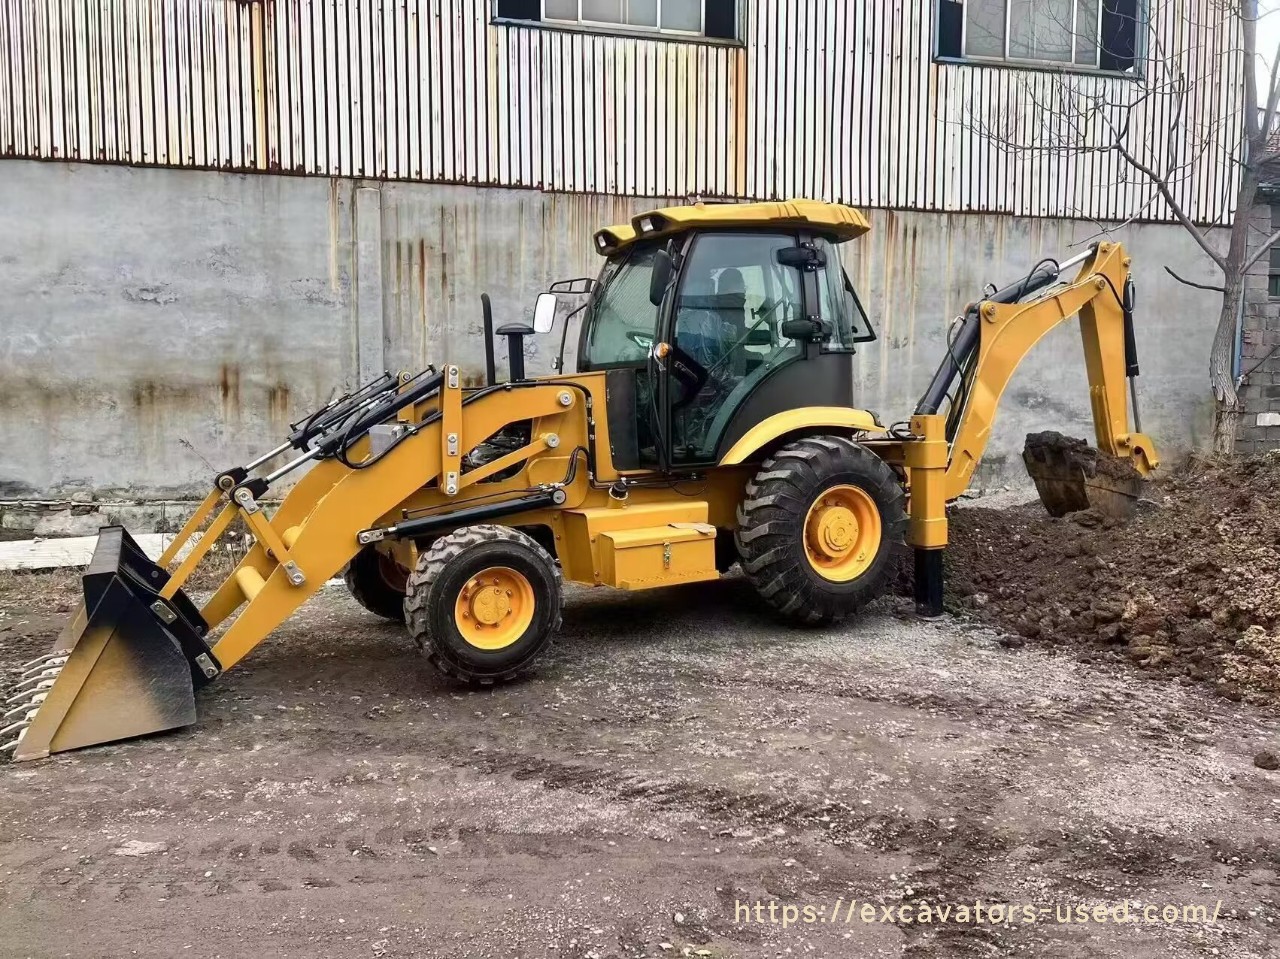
[901,240,1159,613]
[4,367,592,761]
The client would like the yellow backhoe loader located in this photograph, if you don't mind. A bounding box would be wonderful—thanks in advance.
[3,200,1158,762]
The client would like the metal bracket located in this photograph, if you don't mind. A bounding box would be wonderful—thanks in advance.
[446,432,459,456]
[357,528,386,545]
[150,601,177,624]
[194,653,219,679]
[444,471,459,496]
[662,542,672,569]
[233,488,261,514]
[447,365,459,389]
[282,561,306,587]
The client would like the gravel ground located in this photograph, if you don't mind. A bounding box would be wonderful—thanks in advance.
[1,571,1278,958]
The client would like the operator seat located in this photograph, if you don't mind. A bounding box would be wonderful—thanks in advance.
[715,268,750,377]
[675,276,727,368]
[674,276,733,457]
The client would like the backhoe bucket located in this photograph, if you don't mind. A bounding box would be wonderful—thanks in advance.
[2,527,218,762]
[1022,431,1143,520]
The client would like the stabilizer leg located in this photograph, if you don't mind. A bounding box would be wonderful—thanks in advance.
[914,548,944,619]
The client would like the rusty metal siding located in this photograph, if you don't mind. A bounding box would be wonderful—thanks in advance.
[0,0,1243,224]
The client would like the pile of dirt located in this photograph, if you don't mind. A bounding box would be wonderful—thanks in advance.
[947,452,1280,708]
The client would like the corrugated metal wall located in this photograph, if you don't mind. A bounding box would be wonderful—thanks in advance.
[0,0,1242,223]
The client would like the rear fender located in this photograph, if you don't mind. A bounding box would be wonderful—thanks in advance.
[717,408,881,466]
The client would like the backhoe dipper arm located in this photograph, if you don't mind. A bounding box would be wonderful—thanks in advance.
[905,240,1159,616]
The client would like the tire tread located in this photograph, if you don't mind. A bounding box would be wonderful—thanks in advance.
[734,436,907,625]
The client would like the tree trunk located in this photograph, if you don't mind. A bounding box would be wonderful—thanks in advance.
[1210,163,1260,457]
[1209,281,1243,455]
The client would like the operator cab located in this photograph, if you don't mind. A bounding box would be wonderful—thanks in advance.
[572,200,876,470]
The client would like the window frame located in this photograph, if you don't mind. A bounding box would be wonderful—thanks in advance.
[543,0,702,38]
[934,0,1144,79]
[491,0,742,47]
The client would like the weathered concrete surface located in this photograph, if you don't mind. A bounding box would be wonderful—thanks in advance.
[0,160,1225,504]
[0,162,355,500]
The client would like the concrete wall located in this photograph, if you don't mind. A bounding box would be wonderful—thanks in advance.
[0,160,1226,511]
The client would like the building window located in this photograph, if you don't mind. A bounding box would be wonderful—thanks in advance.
[936,0,1139,72]
[493,0,737,40]
[1269,205,1280,298]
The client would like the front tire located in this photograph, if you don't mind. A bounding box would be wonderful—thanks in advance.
[343,545,410,622]
[404,525,563,685]
[735,436,906,625]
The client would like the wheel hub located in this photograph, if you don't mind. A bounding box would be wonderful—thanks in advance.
[816,504,858,555]
[803,485,882,582]
[465,582,513,626]
[454,567,535,650]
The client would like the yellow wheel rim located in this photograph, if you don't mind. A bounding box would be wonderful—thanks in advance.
[454,566,535,650]
[803,484,882,582]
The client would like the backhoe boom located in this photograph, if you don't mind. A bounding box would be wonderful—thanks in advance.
[897,240,1159,615]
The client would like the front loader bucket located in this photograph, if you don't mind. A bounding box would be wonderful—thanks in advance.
[2,527,218,762]
[1022,431,1144,520]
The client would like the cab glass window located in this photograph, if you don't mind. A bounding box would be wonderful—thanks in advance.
[815,237,876,351]
[580,243,661,369]
[669,232,806,462]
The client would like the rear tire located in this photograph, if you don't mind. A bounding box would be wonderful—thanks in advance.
[343,545,409,622]
[735,436,906,625]
[404,525,563,685]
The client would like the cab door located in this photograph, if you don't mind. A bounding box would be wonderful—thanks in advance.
[660,232,807,466]
[575,242,667,470]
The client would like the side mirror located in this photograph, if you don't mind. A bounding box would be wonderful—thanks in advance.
[548,277,597,295]
[533,292,557,334]
[777,243,827,272]
[649,249,673,306]
[781,318,829,343]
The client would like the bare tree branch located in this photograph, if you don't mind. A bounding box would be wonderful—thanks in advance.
[1241,225,1280,272]
[1164,265,1227,292]
[1114,140,1229,271]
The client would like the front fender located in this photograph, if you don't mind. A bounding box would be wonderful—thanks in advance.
[718,408,881,465]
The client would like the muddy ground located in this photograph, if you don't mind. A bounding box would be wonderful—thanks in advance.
[947,452,1280,710]
[1,566,1278,959]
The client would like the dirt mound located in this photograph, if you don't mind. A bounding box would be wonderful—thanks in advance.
[947,452,1280,708]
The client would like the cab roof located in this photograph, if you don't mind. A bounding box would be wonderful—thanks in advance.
[593,199,871,256]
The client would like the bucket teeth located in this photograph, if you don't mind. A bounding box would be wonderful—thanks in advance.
[20,656,67,681]
[18,651,69,672]
[7,678,56,705]
[1,713,34,739]
[12,667,63,693]
[3,693,45,719]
